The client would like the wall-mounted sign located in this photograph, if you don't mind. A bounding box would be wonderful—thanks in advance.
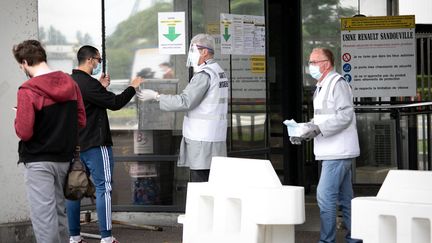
[340,15,416,97]
[230,56,266,99]
[158,12,186,55]
[220,13,265,55]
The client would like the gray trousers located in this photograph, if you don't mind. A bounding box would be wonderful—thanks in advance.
[23,161,70,243]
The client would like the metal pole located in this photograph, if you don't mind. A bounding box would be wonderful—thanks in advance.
[407,111,418,169]
[101,0,106,73]
[394,109,403,169]
[358,0,360,15]
[428,113,432,170]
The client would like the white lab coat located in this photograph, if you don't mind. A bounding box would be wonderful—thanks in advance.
[313,71,360,160]
[159,59,228,169]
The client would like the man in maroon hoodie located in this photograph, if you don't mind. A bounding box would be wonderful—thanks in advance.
[13,40,86,243]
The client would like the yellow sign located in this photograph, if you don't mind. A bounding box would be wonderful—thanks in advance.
[251,56,265,74]
[207,23,219,35]
[341,15,415,31]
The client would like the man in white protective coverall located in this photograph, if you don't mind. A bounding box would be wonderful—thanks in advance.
[137,33,229,182]
[290,48,362,243]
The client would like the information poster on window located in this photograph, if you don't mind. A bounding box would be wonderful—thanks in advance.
[220,13,265,55]
[231,56,266,99]
[212,34,266,99]
[340,15,416,97]
[158,12,186,55]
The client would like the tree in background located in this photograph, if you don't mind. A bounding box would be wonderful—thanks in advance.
[76,31,94,45]
[302,0,355,77]
[106,2,172,79]
[231,0,264,15]
[39,26,68,45]
[39,26,47,42]
[39,26,93,46]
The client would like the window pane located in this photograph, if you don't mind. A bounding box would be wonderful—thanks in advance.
[230,0,267,151]
[106,0,178,151]
[105,0,189,207]
[192,0,267,152]
[38,0,101,72]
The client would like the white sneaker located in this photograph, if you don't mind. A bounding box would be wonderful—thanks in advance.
[69,236,87,243]
[100,236,119,243]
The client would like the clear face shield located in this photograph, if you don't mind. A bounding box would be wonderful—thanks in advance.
[186,43,201,68]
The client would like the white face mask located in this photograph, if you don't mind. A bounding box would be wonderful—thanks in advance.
[186,44,201,70]
[309,64,322,80]
[92,62,102,75]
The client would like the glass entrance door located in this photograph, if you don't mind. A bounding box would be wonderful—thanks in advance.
[105,0,268,212]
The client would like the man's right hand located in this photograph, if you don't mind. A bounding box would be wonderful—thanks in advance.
[99,73,110,88]
[130,76,144,88]
[289,136,303,145]
[137,89,159,102]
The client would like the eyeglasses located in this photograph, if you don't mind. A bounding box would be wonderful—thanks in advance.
[195,44,214,53]
[92,57,103,63]
[308,60,328,65]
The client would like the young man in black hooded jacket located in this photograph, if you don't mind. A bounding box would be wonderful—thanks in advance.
[66,45,143,243]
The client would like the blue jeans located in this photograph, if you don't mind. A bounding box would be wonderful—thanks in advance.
[317,159,362,243]
[66,146,114,238]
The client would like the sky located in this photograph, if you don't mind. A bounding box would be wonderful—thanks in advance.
[399,0,432,24]
[38,0,136,44]
[342,0,432,23]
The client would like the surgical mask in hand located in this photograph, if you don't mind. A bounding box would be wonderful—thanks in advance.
[92,62,102,75]
[309,64,322,80]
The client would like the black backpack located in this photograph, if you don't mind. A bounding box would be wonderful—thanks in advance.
[64,146,95,201]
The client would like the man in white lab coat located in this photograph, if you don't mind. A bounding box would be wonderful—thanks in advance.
[137,33,229,182]
[291,48,362,243]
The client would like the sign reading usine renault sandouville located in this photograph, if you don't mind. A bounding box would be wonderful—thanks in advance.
[340,15,416,97]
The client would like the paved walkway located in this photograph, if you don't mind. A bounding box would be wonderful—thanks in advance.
[80,202,349,243]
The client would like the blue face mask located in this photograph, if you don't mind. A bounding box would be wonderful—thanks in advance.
[309,64,322,80]
[92,62,102,75]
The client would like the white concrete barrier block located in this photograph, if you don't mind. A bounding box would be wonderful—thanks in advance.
[208,157,282,187]
[352,170,432,243]
[179,157,305,243]
[250,187,305,224]
[377,170,432,204]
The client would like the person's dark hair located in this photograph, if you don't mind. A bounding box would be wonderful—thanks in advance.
[137,68,155,79]
[321,48,335,67]
[12,40,47,66]
[77,45,99,65]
